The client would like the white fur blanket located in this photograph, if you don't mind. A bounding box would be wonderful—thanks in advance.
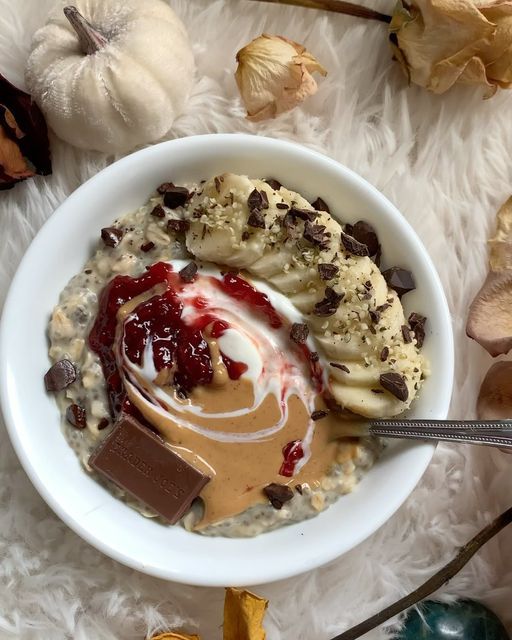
[1,1,511,638]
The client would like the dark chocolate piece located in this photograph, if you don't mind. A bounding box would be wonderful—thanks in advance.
[304,221,330,249]
[382,267,416,298]
[311,196,330,213]
[376,303,391,314]
[140,241,155,253]
[311,410,328,421]
[371,389,384,394]
[101,227,123,248]
[318,263,339,280]
[66,404,86,429]
[247,189,269,214]
[290,322,309,344]
[214,176,222,193]
[241,230,251,241]
[290,207,318,222]
[44,359,77,392]
[330,362,350,373]
[276,202,289,210]
[380,372,409,402]
[295,484,303,495]
[310,351,319,363]
[97,418,110,431]
[89,415,210,524]
[167,219,190,233]
[408,312,427,348]
[350,221,380,257]
[401,325,412,343]
[313,287,344,316]
[265,178,282,190]
[340,232,370,257]
[157,181,173,194]
[179,261,198,283]
[380,346,389,362]
[247,210,265,229]
[162,185,190,209]
[263,483,294,510]
[369,309,380,325]
[150,205,166,218]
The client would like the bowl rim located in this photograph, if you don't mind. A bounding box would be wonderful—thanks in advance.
[0,133,454,585]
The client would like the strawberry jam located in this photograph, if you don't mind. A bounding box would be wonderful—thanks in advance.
[279,439,304,477]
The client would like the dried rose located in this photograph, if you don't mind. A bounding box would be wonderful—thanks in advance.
[223,587,268,640]
[235,34,327,122]
[467,197,512,356]
[389,0,512,97]
[0,73,51,190]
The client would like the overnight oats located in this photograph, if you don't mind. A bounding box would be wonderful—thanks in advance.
[45,173,428,537]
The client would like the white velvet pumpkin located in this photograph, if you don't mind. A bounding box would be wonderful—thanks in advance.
[26,0,195,153]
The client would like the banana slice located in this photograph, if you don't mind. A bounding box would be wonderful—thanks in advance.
[184,173,425,418]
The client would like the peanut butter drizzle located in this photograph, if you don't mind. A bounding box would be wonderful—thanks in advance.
[117,290,359,529]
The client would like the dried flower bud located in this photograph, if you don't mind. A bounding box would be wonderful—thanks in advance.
[389,0,512,97]
[235,34,327,122]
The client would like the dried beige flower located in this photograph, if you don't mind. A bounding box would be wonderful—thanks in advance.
[389,0,512,96]
[477,361,512,420]
[235,34,327,121]
[467,197,512,356]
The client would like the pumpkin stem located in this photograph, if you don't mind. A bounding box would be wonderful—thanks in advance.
[249,0,392,22]
[63,6,109,55]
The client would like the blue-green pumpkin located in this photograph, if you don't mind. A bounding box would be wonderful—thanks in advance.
[395,600,510,640]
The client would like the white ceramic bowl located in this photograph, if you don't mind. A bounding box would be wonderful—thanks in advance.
[0,134,453,586]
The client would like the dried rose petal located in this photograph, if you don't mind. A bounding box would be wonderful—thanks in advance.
[477,361,512,420]
[0,73,51,190]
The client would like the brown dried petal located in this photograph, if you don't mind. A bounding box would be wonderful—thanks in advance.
[263,483,294,509]
[290,322,309,344]
[340,232,370,257]
[318,263,339,280]
[477,361,512,420]
[380,372,409,402]
[44,359,77,392]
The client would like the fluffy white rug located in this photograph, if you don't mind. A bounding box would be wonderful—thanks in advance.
[1,0,511,638]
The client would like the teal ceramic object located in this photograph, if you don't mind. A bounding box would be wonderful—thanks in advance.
[396,600,510,640]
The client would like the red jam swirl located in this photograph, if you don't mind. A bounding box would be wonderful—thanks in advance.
[279,440,305,477]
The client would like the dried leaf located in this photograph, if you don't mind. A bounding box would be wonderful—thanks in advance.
[150,633,200,640]
[477,361,512,420]
[0,72,51,189]
[389,0,512,96]
[235,34,327,122]
[223,587,268,640]
[467,198,512,356]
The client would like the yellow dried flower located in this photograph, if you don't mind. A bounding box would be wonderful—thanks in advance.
[235,34,327,121]
[223,587,268,640]
[150,633,200,640]
[389,0,512,96]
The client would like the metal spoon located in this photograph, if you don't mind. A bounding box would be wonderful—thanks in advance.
[333,419,512,449]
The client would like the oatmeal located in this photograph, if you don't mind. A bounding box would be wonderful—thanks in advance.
[47,173,427,537]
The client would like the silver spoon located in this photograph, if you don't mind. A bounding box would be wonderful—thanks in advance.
[334,419,512,449]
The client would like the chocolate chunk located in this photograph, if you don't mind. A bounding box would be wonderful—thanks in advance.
[276,202,289,210]
[89,415,210,524]
[140,241,155,253]
[179,261,198,283]
[295,484,303,495]
[150,205,166,218]
[101,227,123,248]
[241,230,251,241]
[98,418,110,431]
[376,303,391,314]
[66,404,86,429]
[214,176,221,193]
[350,221,380,257]
[263,483,294,510]
[318,263,339,280]
[247,189,269,214]
[44,359,77,392]
[380,346,389,362]
[330,362,350,373]
[162,185,190,209]
[369,309,380,325]
[408,312,427,348]
[290,322,309,344]
[340,232,370,257]
[382,267,416,298]
[167,219,190,233]
[310,351,319,363]
[157,181,173,194]
[401,325,412,343]
[265,178,282,191]
[314,286,344,316]
[290,207,318,222]
[304,221,330,249]
[380,372,409,402]
[311,410,328,421]
[247,210,265,229]
[311,196,330,213]
[371,389,384,394]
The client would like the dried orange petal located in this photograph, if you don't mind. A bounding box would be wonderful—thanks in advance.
[223,587,268,640]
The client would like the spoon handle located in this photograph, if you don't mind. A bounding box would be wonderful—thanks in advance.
[369,419,512,449]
